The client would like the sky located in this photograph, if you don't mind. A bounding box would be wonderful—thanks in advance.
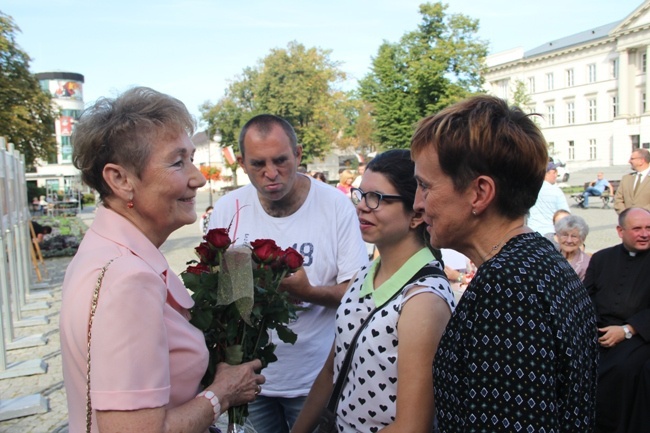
[2,0,645,126]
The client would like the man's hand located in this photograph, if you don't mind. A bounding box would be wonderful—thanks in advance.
[278,267,312,302]
[598,326,626,348]
[278,268,350,307]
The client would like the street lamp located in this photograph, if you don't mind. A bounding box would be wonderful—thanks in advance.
[207,132,213,207]
[207,132,222,206]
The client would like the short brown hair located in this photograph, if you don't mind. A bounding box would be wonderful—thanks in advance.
[72,87,195,200]
[411,95,548,219]
[238,114,297,159]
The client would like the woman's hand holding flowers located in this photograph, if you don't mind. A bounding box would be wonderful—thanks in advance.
[208,359,265,410]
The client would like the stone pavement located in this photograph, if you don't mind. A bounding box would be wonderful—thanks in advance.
[0,177,628,432]
[0,255,72,433]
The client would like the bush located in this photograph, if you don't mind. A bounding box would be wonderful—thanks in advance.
[82,193,96,205]
[34,215,86,257]
[40,234,81,258]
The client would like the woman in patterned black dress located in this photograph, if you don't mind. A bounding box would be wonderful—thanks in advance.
[292,150,455,433]
[411,95,599,433]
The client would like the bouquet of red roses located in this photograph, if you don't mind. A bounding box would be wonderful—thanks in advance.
[181,228,304,431]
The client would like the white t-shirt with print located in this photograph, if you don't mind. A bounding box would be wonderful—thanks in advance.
[208,176,369,397]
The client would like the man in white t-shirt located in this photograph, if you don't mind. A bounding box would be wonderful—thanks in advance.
[351,161,366,188]
[528,162,570,236]
[209,114,368,433]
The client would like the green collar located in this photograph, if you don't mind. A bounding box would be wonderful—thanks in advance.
[360,248,434,307]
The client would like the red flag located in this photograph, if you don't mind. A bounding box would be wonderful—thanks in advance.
[222,146,237,165]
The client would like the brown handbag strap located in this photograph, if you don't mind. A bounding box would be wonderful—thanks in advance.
[86,258,117,433]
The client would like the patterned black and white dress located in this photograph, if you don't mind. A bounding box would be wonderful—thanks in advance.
[434,232,599,433]
[334,251,455,432]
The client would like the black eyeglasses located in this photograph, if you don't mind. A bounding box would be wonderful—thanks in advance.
[350,187,405,209]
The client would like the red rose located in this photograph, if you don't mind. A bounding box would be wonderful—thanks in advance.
[195,242,217,264]
[250,239,282,264]
[205,228,231,250]
[186,263,210,275]
[282,247,303,272]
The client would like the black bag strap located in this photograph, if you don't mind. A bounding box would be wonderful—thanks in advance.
[326,264,443,411]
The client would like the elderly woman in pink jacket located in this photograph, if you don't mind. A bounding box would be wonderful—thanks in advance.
[60,87,264,433]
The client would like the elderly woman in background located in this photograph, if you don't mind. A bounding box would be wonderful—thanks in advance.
[60,87,264,433]
[411,95,598,433]
[555,215,591,280]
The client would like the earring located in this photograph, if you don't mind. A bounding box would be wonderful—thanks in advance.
[127,197,134,209]
[472,210,477,216]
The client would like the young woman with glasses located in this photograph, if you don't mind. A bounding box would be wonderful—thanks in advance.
[292,149,455,433]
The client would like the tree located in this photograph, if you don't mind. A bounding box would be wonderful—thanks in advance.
[512,79,532,109]
[359,2,488,149]
[201,67,258,186]
[338,93,378,157]
[201,41,348,163]
[0,12,57,166]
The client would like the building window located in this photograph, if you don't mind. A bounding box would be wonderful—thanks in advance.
[60,136,73,163]
[567,102,575,124]
[611,58,619,78]
[612,96,618,118]
[498,79,509,99]
[60,109,83,120]
[589,139,597,160]
[547,105,555,126]
[548,141,555,153]
[566,69,574,87]
[588,64,597,83]
[568,140,575,160]
[546,73,554,90]
[528,77,535,94]
[643,53,647,73]
[588,99,597,122]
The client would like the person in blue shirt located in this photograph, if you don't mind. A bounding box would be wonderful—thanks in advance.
[581,172,613,208]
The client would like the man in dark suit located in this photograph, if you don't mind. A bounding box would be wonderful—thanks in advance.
[614,148,650,214]
[585,207,650,432]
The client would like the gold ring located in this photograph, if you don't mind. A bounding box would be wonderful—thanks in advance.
[255,385,261,395]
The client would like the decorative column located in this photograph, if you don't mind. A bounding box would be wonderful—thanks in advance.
[618,49,630,117]
[646,45,650,112]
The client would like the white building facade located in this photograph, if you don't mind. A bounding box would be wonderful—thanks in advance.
[484,1,650,169]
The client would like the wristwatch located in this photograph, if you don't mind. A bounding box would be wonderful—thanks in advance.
[622,325,633,339]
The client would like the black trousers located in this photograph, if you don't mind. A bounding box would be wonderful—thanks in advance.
[596,336,650,433]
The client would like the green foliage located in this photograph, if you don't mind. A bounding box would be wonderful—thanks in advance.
[359,2,488,149]
[0,12,58,166]
[27,184,46,202]
[337,92,379,155]
[34,215,86,257]
[82,193,95,205]
[512,79,532,109]
[201,41,348,163]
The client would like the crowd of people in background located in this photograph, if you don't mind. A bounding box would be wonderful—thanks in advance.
[58,88,650,433]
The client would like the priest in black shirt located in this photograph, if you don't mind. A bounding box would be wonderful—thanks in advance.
[585,207,650,433]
